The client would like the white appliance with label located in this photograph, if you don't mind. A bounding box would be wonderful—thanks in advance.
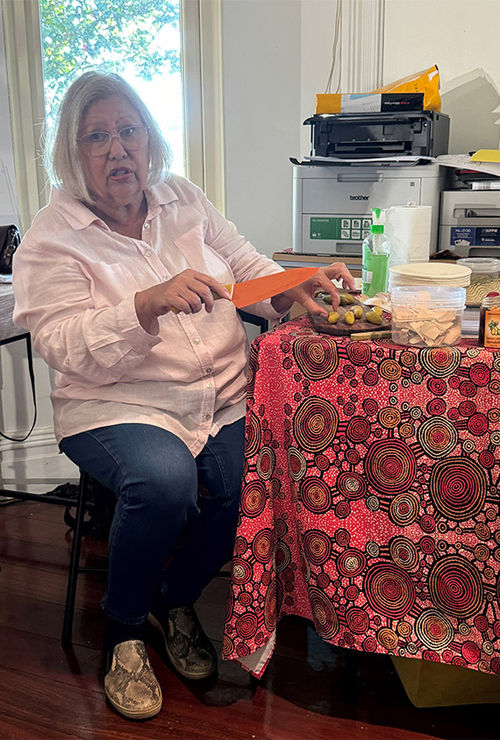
[439,189,500,257]
[293,163,450,256]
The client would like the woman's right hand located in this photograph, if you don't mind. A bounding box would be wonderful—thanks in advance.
[134,269,232,334]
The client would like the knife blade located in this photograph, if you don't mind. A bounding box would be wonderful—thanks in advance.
[225,267,319,308]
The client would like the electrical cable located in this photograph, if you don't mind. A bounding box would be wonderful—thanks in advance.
[324,0,343,94]
[0,335,37,442]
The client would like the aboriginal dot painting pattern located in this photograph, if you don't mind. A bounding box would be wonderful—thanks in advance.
[223,318,500,678]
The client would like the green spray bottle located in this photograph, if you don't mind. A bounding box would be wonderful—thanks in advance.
[362,208,390,297]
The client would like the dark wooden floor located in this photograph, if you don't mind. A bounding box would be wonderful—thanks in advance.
[1,499,499,740]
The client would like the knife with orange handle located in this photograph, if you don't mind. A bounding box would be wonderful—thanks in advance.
[171,266,319,313]
[216,266,319,308]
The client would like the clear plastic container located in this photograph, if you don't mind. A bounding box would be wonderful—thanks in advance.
[457,258,500,306]
[457,258,500,283]
[391,286,466,347]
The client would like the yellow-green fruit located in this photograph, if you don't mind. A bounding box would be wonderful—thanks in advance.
[344,310,355,325]
[373,305,383,316]
[353,305,363,319]
[366,310,382,325]
[327,311,339,324]
[339,293,355,305]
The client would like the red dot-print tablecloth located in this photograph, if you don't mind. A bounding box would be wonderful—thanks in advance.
[223,317,500,679]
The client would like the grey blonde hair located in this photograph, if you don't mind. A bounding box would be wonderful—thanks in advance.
[46,70,172,203]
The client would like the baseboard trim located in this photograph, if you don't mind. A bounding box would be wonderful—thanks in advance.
[0,425,79,487]
[0,425,56,453]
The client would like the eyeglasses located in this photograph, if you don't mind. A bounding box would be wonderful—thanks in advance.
[78,125,148,157]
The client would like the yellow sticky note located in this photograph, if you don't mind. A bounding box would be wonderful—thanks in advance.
[470,149,500,163]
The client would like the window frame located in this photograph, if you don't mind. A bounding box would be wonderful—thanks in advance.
[1,0,225,234]
[181,0,225,213]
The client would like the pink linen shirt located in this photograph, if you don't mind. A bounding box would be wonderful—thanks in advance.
[13,175,284,454]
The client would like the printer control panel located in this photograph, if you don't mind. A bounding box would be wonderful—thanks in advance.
[310,216,372,245]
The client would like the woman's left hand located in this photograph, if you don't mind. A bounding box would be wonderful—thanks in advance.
[271,263,356,317]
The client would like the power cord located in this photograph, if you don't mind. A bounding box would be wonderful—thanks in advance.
[324,0,343,94]
[0,335,37,442]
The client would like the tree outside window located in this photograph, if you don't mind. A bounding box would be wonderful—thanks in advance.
[39,0,185,174]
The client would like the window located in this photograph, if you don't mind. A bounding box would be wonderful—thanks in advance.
[40,0,185,176]
[1,0,224,233]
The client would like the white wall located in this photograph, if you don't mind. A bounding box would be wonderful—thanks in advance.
[222,0,302,257]
[383,0,500,154]
[221,0,344,256]
[300,0,341,160]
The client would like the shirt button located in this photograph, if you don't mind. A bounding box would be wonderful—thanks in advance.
[205,367,212,374]
[206,382,213,389]
[144,222,150,229]
[193,337,200,345]
[205,414,210,421]
[145,249,153,257]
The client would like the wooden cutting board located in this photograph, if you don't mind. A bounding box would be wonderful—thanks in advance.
[310,292,391,336]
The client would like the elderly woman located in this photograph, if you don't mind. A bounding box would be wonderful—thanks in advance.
[13,71,354,720]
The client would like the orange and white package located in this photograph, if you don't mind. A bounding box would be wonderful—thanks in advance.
[372,64,441,112]
[315,64,441,115]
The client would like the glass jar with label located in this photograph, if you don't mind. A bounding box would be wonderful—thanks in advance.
[479,293,500,348]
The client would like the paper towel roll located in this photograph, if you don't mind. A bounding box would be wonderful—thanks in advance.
[383,205,432,267]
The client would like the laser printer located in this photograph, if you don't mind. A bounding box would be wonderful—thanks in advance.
[438,190,500,257]
[293,162,451,257]
[305,110,450,159]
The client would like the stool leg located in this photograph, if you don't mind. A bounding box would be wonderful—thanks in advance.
[61,471,88,646]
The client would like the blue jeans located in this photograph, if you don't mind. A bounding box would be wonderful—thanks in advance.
[59,419,245,624]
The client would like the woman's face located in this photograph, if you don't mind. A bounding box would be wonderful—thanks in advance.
[78,94,149,208]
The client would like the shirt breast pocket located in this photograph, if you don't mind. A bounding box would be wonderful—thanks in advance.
[173,224,233,284]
